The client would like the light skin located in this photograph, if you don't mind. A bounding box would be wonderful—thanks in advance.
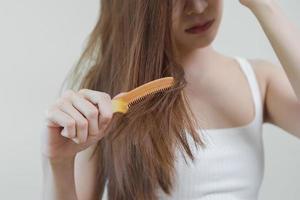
[41,89,116,200]
[173,0,300,139]
[41,1,300,200]
[243,0,300,138]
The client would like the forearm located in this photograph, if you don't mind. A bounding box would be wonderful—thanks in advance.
[42,156,78,200]
[249,1,300,99]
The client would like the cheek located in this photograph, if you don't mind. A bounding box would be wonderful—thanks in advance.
[171,25,179,43]
[214,0,223,6]
[171,20,182,38]
[171,15,182,36]
[215,0,224,15]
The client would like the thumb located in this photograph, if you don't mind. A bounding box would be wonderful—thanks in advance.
[112,92,127,99]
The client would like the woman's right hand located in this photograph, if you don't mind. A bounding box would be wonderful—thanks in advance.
[41,89,122,161]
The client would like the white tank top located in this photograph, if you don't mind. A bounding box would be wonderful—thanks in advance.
[102,57,265,200]
[156,56,265,200]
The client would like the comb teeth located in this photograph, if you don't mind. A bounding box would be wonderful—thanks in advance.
[111,77,175,114]
[127,85,172,108]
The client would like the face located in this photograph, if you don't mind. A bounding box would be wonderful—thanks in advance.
[172,0,223,54]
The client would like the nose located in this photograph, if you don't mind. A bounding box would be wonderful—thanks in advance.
[185,0,208,15]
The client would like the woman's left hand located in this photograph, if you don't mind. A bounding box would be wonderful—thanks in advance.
[239,0,275,10]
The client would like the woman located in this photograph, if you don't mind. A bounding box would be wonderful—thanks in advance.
[41,0,300,199]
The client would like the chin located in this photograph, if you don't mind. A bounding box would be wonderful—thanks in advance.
[194,37,214,48]
[174,28,217,50]
[181,36,216,50]
[182,21,220,49]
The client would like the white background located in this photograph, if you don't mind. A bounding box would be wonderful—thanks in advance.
[0,0,299,199]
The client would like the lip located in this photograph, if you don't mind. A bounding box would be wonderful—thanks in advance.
[185,19,215,34]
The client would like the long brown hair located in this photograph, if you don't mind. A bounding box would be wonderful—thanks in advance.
[60,0,206,199]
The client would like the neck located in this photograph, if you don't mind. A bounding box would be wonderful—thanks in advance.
[177,45,227,74]
[175,45,232,98]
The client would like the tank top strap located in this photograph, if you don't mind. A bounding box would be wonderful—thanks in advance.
[233,56,263,125]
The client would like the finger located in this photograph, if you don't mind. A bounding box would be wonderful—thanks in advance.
[57,100,89,144]
[61,90,99,142]
[69,93,100,136]
[113,92,127,99]
[45,108,76,139]
[78,89,113,132]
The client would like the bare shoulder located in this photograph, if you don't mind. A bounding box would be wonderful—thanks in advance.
[248,58,284,90]
[247,58,282,123]
[248,58,275,86]
[248,58,282,75]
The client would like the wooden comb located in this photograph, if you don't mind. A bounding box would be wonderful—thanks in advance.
[111,77,175,114]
